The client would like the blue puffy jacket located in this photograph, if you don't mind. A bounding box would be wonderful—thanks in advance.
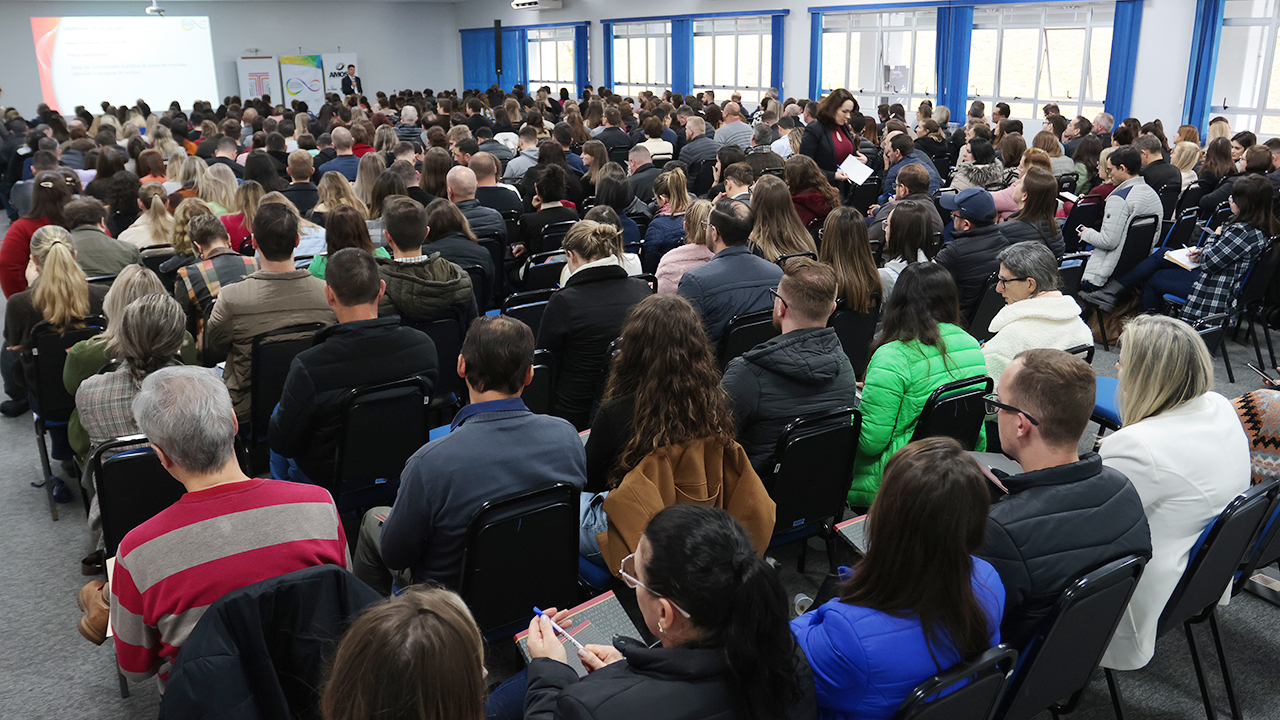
[791,558,1005,720]
[642,214,687,274]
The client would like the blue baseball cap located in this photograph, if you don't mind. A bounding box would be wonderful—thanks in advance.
[939,187,997,223]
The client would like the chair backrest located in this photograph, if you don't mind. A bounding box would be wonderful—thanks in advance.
[1056,174,1078,195]
[998,555,1148,720]
[94,436,187,558]
[828,305,880,377]
[1062,194,1104,253]
[524,250,568,291]
[541,220,576,252]
[27,319,106,420]
[500,209,521,249]
[1111,213,1160,280]
[1236,238,1280,307]
[460,264,491,312]
[1158,479,1278,634]
[1156,183,1181,221]
[524,349,554,415]
[607,145,631,165]
[330,377,431,498]
[910,375,994,450]
[402,310,465,404]
[476,237,506,305]
[892,645,1019,720]
[249,322,326,433]
[1205,200,1232,229]
[766,408,861,534]
[718,308,779,368]
[1236,490,1280,595]
[1064,343,1095,365]
[627,212,651,238]
[86,274,117,287]
[1194,312,1229,356]
[967,273,1005,342]
[502,288,556,336]
[690,159,715,195]
[850,173,882,215]
[1177,180,1210,214]
[459,482,580,631]
[1058,252,1090,298]
[1163,207,1201,249]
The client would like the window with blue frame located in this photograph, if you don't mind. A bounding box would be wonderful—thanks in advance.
[967,3,1113,122]
[692,16,774,104]
[1211,0,1280,137]
[818,9,937,115]
[527,26,579,96]
[613,22,673,98]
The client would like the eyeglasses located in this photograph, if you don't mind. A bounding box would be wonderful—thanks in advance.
[984,393,1040,425]
[996,275,1029,287]
[767,286,787,309]
[619,553,692,618]
[701,220,712,228]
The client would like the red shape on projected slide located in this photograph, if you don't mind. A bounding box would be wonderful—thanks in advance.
[31,18,62,112]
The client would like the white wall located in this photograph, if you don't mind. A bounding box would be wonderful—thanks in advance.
[454,0,1200,124]
[1129,0,1197,125]
[0,1,462,113]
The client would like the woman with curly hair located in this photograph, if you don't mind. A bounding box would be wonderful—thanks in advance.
[784,154,841,227]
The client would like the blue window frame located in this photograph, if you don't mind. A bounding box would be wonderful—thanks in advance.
[1207,0,1280,138]
[460,22,589,94]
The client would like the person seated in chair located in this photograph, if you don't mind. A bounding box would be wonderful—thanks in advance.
[206,203,335,423]
[78,366,348,686]
[1077,146,1163,290]
[722,258,857,473]
[268,248,439,485]
[63,197,142,278]
[977,348,1152,651]
[374,196,477,327]
[352,315,586,595]
[935,187,1009,320]
[174,215,260,345]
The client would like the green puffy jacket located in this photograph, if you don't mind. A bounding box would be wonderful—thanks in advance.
[849,323,989,507]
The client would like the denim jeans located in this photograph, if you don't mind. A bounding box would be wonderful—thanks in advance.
[1113,247,1199,311]
[579,491,609,566]
[485,669,528,720]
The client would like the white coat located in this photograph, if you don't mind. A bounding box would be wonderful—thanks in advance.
[1098,392,1250,670]
[982,292,1093,388]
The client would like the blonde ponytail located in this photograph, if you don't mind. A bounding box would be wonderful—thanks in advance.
[139,182,174,239]
[30,226,90,331]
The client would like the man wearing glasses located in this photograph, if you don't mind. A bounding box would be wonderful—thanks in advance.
[975,348,1151,651]
[865,163,943,246]
[935,187,1010,320]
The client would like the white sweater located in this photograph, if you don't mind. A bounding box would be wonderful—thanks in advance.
[1099,393,1250,670]
[982,293,1093,387]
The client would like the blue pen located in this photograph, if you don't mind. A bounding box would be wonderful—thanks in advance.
[533,606,585,651]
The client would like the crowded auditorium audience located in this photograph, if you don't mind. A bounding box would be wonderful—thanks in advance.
[2,77,1278,720]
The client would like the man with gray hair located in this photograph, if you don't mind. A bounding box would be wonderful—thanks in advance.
[745,123,784,178]
[80,366,348,684]
[395,105,421,143]
[1092,112,1114,147]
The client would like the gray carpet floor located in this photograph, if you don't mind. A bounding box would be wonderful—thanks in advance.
[1,214,1278,719]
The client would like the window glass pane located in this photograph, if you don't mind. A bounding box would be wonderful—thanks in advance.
[714,19,734,33]
[1088,26,1112,102]
[714,35,735,86]
[969,29,998,97]
[541,42,556,82]
[1225,0,1276,17]
[1000,29,1040,99]
[694,36,714,86]
[629,38,646,84]
[1215,25,1270,108]
[740,33,761,89]
[1008,102,1036,121]
[614,39,629,84]
[760,35,772,88]
[914,30,936,96]
[1262,115,1280,135]
[1270,36,1280,109]
[1043,28,1085,101]
[823,32,848,91]
[558,41,575,87]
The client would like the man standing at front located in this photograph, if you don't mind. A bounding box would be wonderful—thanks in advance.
[342,65,363,97]
[353,315,586,594]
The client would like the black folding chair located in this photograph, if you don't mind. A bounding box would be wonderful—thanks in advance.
[1156,183,1181,223]
[1063,194,1104,254]
[328,377,431,511]
[1229,239,1280,369]
[1080,213,1160,350]
[1065,343,1096,365]
[1109,480,1278,720]
[892,645,1019,720]
[999,555,1147,720]
[524,349,554,415]
[1058,252,1090,300]
[910,375,994,451]
[93,437,186,558]
[828,304,880,378]
[1056,174,1078,195]
[1204,200,1233,231]
[248,322,326,471]
[476,236,506,307]
[458,482,580,638]
[500,209,521,252]
[1194,313,1235,384]
[25,318,106,519]
[1236,488,1280,598]
[523,250,568,291]
[538,220,576,255]
[967,273,1005,342]
[1178,180,1212,217]
[502,288,557,337]
[402,309,465,407]
[1163,207,1202,249]
[86,274,117,287]
[764,408,860,575]
[850,173,882,215]
[460,264,491,312]
[717,308,779,369]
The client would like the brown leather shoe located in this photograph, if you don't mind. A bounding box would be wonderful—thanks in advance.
[78,580,109,645]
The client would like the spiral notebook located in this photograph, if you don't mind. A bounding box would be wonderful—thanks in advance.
[513,591,640,677]
[835,515,870,556]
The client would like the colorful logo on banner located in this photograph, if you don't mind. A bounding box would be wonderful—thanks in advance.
[180,18,207,31]
[285,77,322,95]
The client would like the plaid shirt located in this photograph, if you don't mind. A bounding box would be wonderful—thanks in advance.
[1181,222,1270,323]
[174,247,260,332]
